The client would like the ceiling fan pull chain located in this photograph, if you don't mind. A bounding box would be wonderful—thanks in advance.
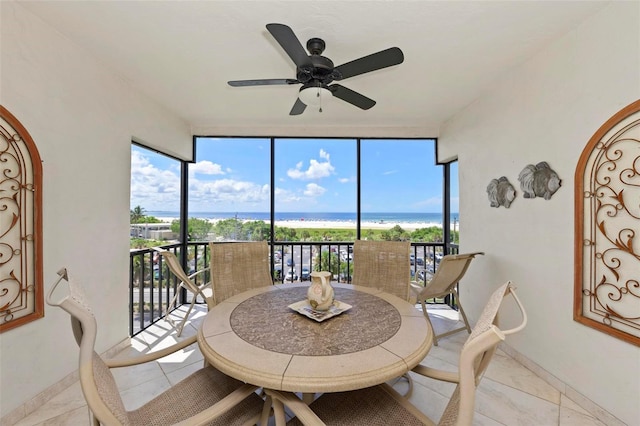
[318,87,323,113]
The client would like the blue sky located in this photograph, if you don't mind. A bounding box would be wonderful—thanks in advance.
[131,138,458,213]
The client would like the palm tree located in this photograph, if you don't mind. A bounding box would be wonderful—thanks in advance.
[130,205,146,223]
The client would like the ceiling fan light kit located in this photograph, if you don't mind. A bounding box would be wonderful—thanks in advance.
[299,84,332,108]
[228,23,404,115]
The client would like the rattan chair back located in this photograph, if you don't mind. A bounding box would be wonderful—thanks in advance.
[209,241,273,305]
[352,240,411,301]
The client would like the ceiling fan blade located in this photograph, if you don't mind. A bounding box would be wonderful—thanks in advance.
[334,47,404,80]
[289,98,307,115]
[228,79,298,87]
[266,23,313,68]
[328,84,376,110]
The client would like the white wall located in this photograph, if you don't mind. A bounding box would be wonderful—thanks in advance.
[439,3,639,425]
[0,2,192,417]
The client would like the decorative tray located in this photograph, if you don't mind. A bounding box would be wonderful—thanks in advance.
[288,300,352,322]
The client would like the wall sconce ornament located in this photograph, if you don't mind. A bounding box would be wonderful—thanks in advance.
[487,176,516,208]
[518,161,561,200]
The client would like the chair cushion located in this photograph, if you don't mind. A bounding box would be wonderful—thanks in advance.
[128,366,263,426]
[287,385,425,426]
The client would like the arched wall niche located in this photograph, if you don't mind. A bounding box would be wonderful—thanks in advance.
[574,99,640,346]
[0,106,44,332]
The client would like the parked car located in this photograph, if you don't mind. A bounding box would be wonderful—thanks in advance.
[287,258,295,267]
[284,268,298,282]
[300,267,311,281]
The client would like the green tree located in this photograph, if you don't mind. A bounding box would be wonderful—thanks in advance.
[314,251,341,277]
[171,218,212,241]
[381,225,411,241]
[130,205,146,223]
[411,226,444,242]
[275,227,297,241]
[243,220,270,241]
[211,218,242,240]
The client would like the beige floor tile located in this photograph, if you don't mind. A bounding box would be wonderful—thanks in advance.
[12,383,86,426]
[476,378,560,425]
[485,351,561,405]
[560,394,591,416]
[119,374,172,411]
[110,355,166,392]
[30,406,91,426]
[559,405,607,426]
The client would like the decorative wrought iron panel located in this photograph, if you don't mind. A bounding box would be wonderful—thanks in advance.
[0,106,43,332]
[575,100,640,346]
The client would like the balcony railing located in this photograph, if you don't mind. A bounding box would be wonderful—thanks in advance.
[129,241,458,336]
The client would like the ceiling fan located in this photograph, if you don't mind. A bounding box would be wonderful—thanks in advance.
[228,23,404,115]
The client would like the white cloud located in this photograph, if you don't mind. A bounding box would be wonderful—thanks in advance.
[275,187,301,203]
[383,170,398,175]
[304,183,326,197]
[130,151,181,209]
[189,178,269,204]
[339,176,355,183]
[189,160,227,176]
[287,150,335,180]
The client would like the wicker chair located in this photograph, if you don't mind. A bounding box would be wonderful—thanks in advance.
[209,241,273,304]
[266,281,527,426]
[352,240,412,301]
[46,268,265,426]
[412,252,484,346]
[154,248,214,337]
[352,240,414,395]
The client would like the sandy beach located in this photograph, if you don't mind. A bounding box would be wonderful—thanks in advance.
[271,219,440,232]
[156,217,446,232]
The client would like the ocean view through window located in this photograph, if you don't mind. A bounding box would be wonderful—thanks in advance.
[130,137,459,244]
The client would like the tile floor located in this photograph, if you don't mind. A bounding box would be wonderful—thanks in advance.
[13,304,608,426]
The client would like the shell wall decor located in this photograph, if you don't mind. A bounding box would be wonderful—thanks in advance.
[487,176,516,208]
[518,161,562,200]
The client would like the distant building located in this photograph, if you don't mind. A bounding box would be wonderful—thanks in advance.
[130,223,178,240]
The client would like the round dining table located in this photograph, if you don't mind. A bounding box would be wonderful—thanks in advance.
[197,282,433,394]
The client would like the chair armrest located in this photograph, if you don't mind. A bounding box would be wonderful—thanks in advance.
[502,283,528,335]
[264,389,326,426]
[410,282,423,294]
[105,335,198,368]
[412,365,460,384]
[174,383,260,426]
[188,267,210,280]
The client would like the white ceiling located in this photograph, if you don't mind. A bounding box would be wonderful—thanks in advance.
[20,1,608,136]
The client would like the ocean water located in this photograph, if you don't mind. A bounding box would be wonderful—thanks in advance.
[146,211,457,224]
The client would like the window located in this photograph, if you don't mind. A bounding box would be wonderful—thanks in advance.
[192,137,449,250]
[130,144,182,242]
[192,138,271,242]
